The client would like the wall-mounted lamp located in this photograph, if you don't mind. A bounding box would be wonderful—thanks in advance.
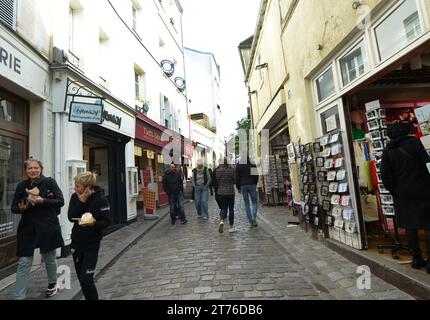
[316,44,324,51]
[255,63,268,70]
[248,90,257,96]
[352,0,364,10]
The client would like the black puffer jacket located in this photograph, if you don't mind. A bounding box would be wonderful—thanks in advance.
[235,162,259,190]
[11,176,64,257]
[68,186,110,247]
[381,123,430,229]
[162,170,183,196]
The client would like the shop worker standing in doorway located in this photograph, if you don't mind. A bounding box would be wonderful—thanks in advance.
[381,122,430,274]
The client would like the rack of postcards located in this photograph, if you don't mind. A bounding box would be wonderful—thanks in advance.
[315,129,360,248]
[262,155,286,206]
[297,142,322,229]
[365,106,396,221]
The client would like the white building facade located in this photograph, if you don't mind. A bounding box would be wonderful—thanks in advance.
[0,0,189,264]
[184,47,225,167]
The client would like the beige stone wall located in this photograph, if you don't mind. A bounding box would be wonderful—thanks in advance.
[281,0,384,143]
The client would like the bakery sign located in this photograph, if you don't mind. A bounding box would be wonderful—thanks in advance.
[69,102,104,124]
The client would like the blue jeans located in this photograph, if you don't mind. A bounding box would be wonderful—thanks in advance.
[241,185,258,223]
[168,192,186,222]
[15,250,58,300]
[194,186,209,218]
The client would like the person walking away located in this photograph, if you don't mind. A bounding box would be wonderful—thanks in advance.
[216,158,236,233]
[68,172,110,300]
[381,122,430,273]
[236,156,259,228]
[208,168,215,196]
[212,159,224,222]
[11,158,64,299]
[163,163,187,225]
[192,160,211,220]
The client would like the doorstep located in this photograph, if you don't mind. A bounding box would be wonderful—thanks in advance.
[325,239,430,300]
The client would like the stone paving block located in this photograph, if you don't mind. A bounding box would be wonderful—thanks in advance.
[244,291,263,298]
[256,284,276,291]
[204,292,223,300]
[263,290,284,298]
[214,285,233,292]
[327,271,344,282]
[181,294,201,300]
[194,287,212,294]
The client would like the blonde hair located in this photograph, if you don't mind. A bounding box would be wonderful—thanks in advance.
[24,158,43,171]
[74,171,97,188]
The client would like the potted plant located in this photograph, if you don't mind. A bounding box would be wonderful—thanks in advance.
[138,99,151,115]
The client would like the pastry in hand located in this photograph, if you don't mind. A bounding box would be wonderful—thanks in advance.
[26,187,40,205]
[79,212,95,226]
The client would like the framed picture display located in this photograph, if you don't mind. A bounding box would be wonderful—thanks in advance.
[370,130,382,141]
[311,195,319,206]
[329,133,340,144]
[306,155,313,162]
[302,175,308,183]
[378,109,386,118]
[306,164,313,172]
[320,135,329,146]
[380,118,387,129]
[382,205,395,216]
[325,215,334,227]
[334,218,344,229]
[300,145,305,155]
[312,205,319,215]
[331,144,342,156]
[317,171,326,182]
[345,221,357,234]
[380,194,394,204]
[325,158,334,169]
[287,143,296,159]
[366,110,378,121]
[322,148,331,157]
[329,182,338,193]
[375,163,381,172]
[304,204,310,214]
[381,130,388,140]
[331,194,340,205]
[303,184,309,194]
[377,173,383,184]
[308,173,315,183]
[332,206,343,217]
[316,157,325,167]
[334,157,344,168]
[372,141,384,152]
[338,183,348,193]
[336,169,346,181]
[340,195,351,206]
[378,184,390,194]
[327,171,337,181]
[367,119,380,131]
[309,184,316,193]
[322,200,331,211]
[321,185,329,197]
[342,208,354,220]
[304,143,312,153]
[304,194,311,203]
[313,142,321,153]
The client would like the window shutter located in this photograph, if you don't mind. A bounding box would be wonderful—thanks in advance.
[0,0,16,30]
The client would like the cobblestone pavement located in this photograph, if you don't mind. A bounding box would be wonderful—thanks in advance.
[96,195,414,300]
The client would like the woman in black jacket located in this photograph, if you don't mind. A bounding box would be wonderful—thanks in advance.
[68,171,110,300]
[381,122,430,273]
[11,158,64,299]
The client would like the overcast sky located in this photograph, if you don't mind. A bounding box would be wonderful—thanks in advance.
[181,0,261,139]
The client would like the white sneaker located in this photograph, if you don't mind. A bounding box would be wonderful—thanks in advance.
[219,221,224,233]
[229,227,235,233]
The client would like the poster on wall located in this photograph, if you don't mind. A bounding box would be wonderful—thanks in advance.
[415,104,430,136]
[325,115,338,132]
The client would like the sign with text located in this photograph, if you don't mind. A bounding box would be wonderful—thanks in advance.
[69,102,104,124]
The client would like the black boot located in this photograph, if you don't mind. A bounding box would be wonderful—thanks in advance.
[411,255,426,269]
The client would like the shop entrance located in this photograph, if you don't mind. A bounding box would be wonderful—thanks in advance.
[83,125,129,230]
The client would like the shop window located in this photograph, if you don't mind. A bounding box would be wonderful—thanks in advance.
[132,3,138,31]
[0,0,16,30]
[316,68,335,103]
[127,167,138,197]
[320,105,340,134]
[0,97,25,126]
[375,0,423,61]
[340,41,367,86]
[0,135,24,240]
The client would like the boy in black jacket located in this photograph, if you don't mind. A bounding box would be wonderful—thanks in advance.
[68,171,110,300]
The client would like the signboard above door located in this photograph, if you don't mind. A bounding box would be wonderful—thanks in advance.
[69,102,104,124]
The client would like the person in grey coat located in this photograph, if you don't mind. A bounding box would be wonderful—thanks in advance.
[214,158,236,233]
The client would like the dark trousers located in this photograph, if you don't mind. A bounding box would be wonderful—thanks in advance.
[72,244,100,300]
[406,229,430,257]
[219,195,235,226]
[169,193,186,222]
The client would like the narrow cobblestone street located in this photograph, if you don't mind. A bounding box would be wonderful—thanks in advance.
[95,195,413,300]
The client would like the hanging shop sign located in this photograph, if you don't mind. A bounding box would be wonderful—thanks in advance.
[69,101,104,124]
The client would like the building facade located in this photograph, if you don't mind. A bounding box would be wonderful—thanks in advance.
[244,0,430,252]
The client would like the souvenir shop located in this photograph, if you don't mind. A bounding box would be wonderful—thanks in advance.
[261,107,292,207]
[293,0,430,259]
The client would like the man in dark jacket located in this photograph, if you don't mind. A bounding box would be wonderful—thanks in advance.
[11,159,64,299]
[381,122,430,273]
[68,171,110,300]
[236,156,259,227]
[163,162,187,225]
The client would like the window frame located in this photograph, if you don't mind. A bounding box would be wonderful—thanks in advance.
[314,64,338,106]
[372,0,426,63]
[337,39,369,88]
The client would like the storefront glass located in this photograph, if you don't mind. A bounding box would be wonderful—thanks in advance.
[316,68,335,102]
[375,0,423,60]
[340,41,367,86]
